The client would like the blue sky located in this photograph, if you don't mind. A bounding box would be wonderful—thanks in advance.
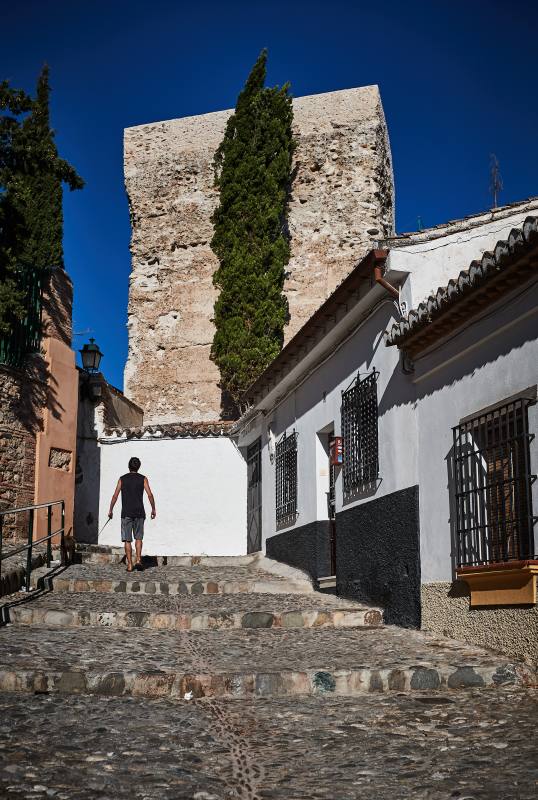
[2,0,537,390]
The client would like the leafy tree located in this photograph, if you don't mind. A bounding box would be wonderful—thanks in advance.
[210,49,294,413]
[0,66,83,334]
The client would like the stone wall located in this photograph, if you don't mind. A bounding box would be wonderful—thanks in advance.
[0,364,42,539]
[124,86,394,422]
[422,582,538,666]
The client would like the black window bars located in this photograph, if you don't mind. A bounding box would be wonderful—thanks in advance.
[453,396,536,568]
[341,370,379,495]
[275,431,298,525]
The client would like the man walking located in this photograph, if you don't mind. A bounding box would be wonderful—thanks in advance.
[108,457,156,572]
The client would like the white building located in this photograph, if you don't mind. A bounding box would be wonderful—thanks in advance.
[235,198,538,658]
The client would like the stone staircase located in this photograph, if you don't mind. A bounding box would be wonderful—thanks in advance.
[0,544,535,701]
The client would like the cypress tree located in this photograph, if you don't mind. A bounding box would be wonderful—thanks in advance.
[210,50,294,413]
[0,66,83,334]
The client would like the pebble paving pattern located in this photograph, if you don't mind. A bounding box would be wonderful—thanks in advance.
[0,621,524,675]
[48,563,310,595]
[0,621,532,697]
[2,550,537,797]
[6,589,362,613]
[0,690,537,799]
[57,564,283,582]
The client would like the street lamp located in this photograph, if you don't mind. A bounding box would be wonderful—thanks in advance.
[79,338,103,373]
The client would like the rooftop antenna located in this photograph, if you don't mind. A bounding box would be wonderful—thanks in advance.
[489,153,503,209]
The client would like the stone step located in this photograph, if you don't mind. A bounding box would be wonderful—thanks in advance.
[0,624,533,699]
[44,563,313,596]
[7,590,382,631]
[75,549,257,567]
[48,575,311,596]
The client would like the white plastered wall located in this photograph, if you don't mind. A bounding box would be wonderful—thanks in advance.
[238,301,419,548]
[98,436,247,556]
[414,281,538,583]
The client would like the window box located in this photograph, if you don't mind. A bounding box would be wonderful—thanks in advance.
[457,560,538,606]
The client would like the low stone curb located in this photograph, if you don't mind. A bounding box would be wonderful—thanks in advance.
[49,576,312,596]
[9,605,383,631]
[0,660,534,700]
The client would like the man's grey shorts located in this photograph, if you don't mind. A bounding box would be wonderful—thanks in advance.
[121,517,144,542]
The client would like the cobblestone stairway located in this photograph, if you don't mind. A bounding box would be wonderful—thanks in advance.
[1,545,537,799]
[0,546,535,700]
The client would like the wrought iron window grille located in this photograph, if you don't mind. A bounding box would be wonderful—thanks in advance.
[452,396,537,568]
[275,430,298,525]
[341,369,379,495]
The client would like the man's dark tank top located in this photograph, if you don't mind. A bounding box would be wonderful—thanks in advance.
[120,473,146,519]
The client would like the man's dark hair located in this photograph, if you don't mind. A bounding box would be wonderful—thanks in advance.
[128,457,141,472]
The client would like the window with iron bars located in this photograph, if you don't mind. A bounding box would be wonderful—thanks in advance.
[453,394,537,568]
[275,431,298,524]
[341,370,379,496]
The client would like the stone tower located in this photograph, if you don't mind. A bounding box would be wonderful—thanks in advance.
[124,85,394,423]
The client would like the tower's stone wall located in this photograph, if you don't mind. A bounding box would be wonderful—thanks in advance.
[124,86,394,422]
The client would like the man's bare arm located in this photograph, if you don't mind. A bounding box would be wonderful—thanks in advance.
[108,479,122,518]
[144,477,156,519]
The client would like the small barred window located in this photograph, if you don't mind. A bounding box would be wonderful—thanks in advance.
[341,371,379,496]
[275,431,298,524]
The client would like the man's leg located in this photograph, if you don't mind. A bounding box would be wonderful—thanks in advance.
[134,518,144,567]
[121,518,134,570]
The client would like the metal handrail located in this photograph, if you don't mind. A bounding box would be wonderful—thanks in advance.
[0,500,65,594]
[0,500,64,516]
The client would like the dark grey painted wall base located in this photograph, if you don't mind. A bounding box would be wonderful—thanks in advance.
[265,486,421,628]
[266,521,332,581]
[336,485,421,628]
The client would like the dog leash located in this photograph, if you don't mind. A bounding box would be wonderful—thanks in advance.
[97,517,111,539]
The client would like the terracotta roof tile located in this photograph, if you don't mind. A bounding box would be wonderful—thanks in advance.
[386,216,538,352]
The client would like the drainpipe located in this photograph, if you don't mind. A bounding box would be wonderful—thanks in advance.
[372,249,399,300]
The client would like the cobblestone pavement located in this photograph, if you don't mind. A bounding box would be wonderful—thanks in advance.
[1,554,537,796]
[48,562,311,596]
[0,621,533,697]
[1,689,537,799]
[57,563,282,582]
[4,589,361,613]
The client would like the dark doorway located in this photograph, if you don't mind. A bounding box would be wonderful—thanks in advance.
[247,438,262,553]
[328,435,337,575]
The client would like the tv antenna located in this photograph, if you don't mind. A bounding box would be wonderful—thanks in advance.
[489,154,503,209]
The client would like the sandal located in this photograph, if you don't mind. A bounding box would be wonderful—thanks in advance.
[126,564,134,573]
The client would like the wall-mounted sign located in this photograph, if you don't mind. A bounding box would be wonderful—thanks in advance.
[329,436,343,466]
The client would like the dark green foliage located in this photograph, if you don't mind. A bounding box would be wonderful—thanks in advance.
[210,50,294,412]
[0,66,83,335]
